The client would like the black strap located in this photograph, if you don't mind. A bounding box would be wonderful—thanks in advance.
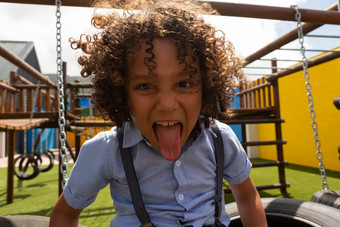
[118,127,154,226]
[211,123,224,226]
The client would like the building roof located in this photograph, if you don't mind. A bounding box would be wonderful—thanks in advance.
[0,40,40,82]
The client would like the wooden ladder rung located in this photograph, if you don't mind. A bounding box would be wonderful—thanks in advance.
[242,140,286,146]
[221,118,284,124]
[252,161,288,168]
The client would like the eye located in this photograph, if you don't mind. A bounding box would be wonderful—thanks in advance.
[136,83,151,90]
[178,81,192,88]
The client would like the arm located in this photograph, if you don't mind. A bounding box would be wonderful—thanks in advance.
[230,177,267,227]
[49,193,83,227]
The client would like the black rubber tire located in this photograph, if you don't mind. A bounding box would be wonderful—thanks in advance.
[225,197,340,227]
[38,151,54,173]
[311,190,340,209]
[14,154,40,180]
[0,215,86,227]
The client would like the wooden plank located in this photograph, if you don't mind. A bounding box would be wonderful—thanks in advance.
[261,77,267,107]
[45,88,50,112]
[7,131,14,204]
[37,88,42,112]
[251,81,256,109]
[220,118,284,125]
[0,81,17,93]
[255,79,260,108]
[0,118,51,131]
[9,92,14,112]
[241,140,286,146]
[27,88,33,112]
[236,82,271,96]
[0,112,58,119]
[267,81,272,107]
[0,87,5,112]
[70,88,75,113]
[252,161,288,168]
[2,1,340,24]
[53,89,58,110]
[14,84,51,89]
[19,89,24,112]
[72,120,115,127]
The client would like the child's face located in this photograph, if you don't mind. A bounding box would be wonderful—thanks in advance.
[126,38,202,161]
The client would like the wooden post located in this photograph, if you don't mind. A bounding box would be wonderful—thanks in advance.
[46,88,50,112]
[241,123,247,153]
[261,77,267,107]
[0,83,5,112]
[256,79,261,108]
[7,130,14,204]
[27,88,33,113]
[37,87,42,112]
[271,59,287,194]
[75,132,81,160]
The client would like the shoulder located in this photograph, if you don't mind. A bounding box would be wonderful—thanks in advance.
[77,127,120,170]
[82,127,118,150]
[198,119,242,155]
[209,120,239,142]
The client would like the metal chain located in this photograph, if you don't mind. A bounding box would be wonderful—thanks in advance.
[292,5,329,190]
[56,0,68,189]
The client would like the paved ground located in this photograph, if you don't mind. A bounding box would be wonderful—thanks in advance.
[0,150,74,168]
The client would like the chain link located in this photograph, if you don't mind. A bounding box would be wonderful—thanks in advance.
[292,5,329,190]
[56,0,68,189]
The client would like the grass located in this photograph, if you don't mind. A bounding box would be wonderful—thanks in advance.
[0,159,339,226]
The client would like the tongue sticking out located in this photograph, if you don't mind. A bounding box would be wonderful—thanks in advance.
[155,123,181,161]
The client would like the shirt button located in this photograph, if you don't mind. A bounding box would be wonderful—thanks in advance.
[179,194,184,200]
[175,160,181,167]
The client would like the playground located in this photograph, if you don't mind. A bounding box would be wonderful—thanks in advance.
[0,0,339,226]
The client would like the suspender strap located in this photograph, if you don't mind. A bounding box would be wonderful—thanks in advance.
[118,128,154,227]
[211,123,224,226]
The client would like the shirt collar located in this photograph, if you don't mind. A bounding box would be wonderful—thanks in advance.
[122,121,144,148]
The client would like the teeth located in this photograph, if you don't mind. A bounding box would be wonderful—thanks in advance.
[156,121,178,126]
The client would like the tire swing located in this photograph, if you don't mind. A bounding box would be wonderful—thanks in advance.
[14,129,55,180]
[290,5,340,210]
[225,5,340,226]
[34,129,55,173]
[14,88,42,180]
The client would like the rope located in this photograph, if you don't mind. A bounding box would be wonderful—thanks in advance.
[55,0,68,189]
[292,5,329,191]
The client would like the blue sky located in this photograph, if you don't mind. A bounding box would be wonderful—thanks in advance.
[0,0,339,77]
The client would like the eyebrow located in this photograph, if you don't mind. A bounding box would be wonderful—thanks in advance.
[128,74,155,81]
[128,70,199,81]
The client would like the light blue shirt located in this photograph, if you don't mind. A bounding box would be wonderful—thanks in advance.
[63,120,252,226]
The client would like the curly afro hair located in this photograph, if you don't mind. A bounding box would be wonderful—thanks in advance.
[69,0,245,128]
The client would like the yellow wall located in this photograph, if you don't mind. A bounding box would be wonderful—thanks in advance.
[258,53,340,172]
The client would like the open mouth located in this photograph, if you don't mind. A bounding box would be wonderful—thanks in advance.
[153,121,183,140]
[152,121,183,161]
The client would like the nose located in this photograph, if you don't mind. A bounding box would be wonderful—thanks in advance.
[156,91,179,112]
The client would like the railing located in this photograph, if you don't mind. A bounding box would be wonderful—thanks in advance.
[0,72,58,116]
[0,80,17,113]
[236,77,274,110]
